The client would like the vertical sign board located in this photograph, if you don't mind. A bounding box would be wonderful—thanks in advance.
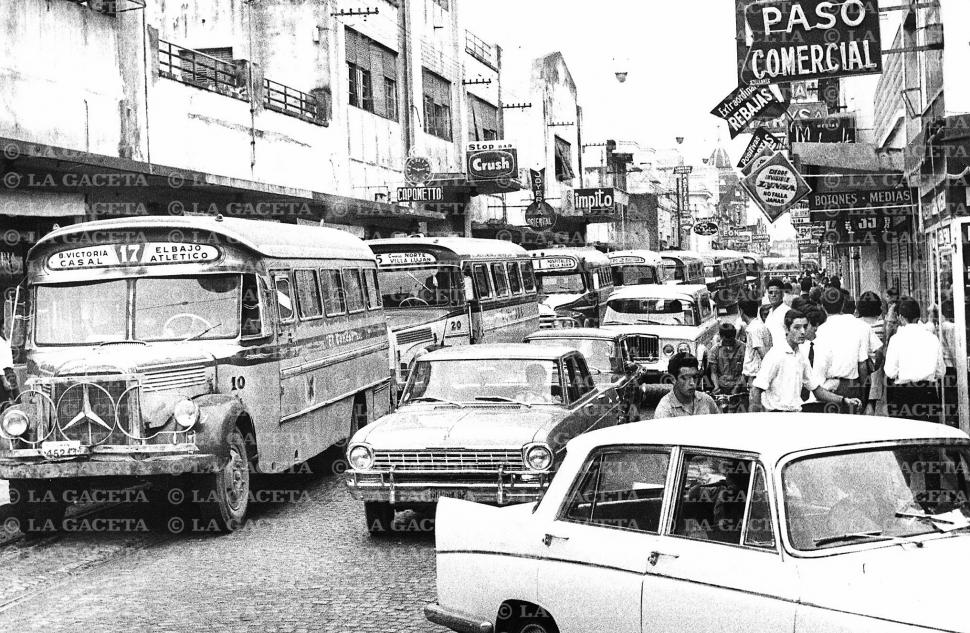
[741,151,812,223]
[740,0,883,84]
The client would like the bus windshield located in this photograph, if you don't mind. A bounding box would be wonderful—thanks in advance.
[604,297,698,327]
[378,266,463,308]
[35,275,241,345]
[612,265,657,286]
[539,273,587,295]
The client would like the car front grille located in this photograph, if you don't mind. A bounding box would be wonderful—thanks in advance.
[627,335,660,362]
[372,449,526,471]
[48,377,142,445]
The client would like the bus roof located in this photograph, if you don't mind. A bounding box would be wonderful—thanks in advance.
[658,251,705,265]
[607,250,664,266]
[367,236,529,260]
[741,253,764,265]
[529,247,611,266]
[706,249,746,262]
[31,216,376,261]
[608,284,710,302]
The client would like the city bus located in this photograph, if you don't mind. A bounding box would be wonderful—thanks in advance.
[607,249,667,287]
[659,251,706,286]
[367,237,540,388]
[530,247,613,328]
[763,256,801,281]
[741,252,764,298]
[701,250,747,312]
[0,216,392,532]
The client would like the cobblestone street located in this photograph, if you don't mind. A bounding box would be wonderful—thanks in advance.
[0,453,444,633]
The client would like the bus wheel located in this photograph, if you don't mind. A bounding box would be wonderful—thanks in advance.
[197,426,250,532]
[8,479,69,536]
[364,501,395,536]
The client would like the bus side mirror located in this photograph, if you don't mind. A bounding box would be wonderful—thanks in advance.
[463,276,475,302]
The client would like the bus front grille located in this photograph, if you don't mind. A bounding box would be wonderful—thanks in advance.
[49,378,142,445]
[396,328,433,346]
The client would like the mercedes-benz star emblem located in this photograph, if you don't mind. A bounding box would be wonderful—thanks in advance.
[62,384,113,432]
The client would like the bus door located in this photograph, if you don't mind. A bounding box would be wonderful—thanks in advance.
[467,262,493,343]
[271,270,299,417]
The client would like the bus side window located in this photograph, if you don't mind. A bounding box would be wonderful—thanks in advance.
[491,263,510,297]
[273,273,295,322]
[241,274,264,338]
[321,269,347,316]
[343,268,367,313]
[507,262,523,295]
[295,269,324,320]
[363,268,382,310]
[473,264,493,301]
[520,261,536,293]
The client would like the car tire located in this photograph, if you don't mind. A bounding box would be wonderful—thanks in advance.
[196,426,250,532]
[511,613,559,633]
[7,479,69,536]
[365,501,395,536]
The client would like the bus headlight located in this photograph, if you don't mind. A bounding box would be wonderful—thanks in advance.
[677,343,692,354]
[662,344,675,356]
[524,444,553,472]
[173,398,200,429]
[348,444,375,470]
[0,409,29,438]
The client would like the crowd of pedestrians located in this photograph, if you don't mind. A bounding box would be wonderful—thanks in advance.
[655,272,954,425]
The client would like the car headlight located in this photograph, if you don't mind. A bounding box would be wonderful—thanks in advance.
[348,444,375,470]
[524,444,554,472]
[677,343,692,354]
[0,408,29,439]
[662,344,675,356]
[173,398,200,429]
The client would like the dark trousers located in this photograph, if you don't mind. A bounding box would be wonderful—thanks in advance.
[801,402,835,413]
[832,378,863,415]
[886,381,942,424]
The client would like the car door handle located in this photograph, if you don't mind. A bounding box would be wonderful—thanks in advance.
[647,551,679,566]
[543,533,570,546]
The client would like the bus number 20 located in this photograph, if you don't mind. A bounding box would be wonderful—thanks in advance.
[450,321,463,331]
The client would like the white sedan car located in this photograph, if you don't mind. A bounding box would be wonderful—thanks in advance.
[427,414,970,633]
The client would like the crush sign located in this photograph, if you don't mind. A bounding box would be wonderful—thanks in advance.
[48,243,221,270]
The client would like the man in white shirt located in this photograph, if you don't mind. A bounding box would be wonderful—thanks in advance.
[884,297,945,423]
[739,299,770,392]
[763,278,790,350]
[812,287,870,414]
[751,309,859,413]
[799,307,830,413]
[0,331,16,404]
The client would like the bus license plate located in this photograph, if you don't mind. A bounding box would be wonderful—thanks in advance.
[40,441,87,460]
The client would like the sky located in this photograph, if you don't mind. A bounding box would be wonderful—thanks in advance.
[461,0,745,166]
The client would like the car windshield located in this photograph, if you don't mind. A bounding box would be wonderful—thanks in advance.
[35,275,241,344]
[402,359,564,405]
[603,297,697,326]
[612,265,657,286]
[539,273,586,295]
[529,339,616,374]
[378,265,463,308]
[783,443,970,551]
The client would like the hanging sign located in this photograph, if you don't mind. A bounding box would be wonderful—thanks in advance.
[711,83,788,139]
[738,128,783,170]
[741,151,812,222]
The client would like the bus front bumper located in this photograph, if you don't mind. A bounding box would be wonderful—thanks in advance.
[0,445,224,479]
[345,469,549,505]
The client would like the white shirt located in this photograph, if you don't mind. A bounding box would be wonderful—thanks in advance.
[884,323,945,384]
[813,314,868,387]
[754,343,820,412]
[0,336,13,370]
[799,339,826,404]
[743,318,771,377]
[764,303,790,351]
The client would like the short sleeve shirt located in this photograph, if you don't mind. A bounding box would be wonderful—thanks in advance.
[743,319,771,377]
[753,345,820,412]
[653,390,720,419]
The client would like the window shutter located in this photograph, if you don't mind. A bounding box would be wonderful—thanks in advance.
[370,46,386,116]
[345,28,358,66]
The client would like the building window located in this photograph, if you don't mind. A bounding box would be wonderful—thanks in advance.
[346,28,399,121]
[423,69,453,140]
[432,0,450,10]
[467,94,500,142]
[555,136,575,182]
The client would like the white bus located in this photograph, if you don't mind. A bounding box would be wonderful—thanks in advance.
[367,237,541,388]
[0,216,392,532]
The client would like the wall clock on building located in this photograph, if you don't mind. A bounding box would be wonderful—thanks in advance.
[404,156,433,186]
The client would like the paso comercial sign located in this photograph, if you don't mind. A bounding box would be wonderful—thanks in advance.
[466,141,518,182]
[740,0,882,84]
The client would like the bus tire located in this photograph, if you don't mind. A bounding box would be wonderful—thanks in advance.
[365,501,395,536]
[197,426,250,532]
[8,479,69,536]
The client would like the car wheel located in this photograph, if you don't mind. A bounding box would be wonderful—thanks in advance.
[513,615,559,633]
[7,479,69,536]
[364,501,395,536]
[196,426,250,532]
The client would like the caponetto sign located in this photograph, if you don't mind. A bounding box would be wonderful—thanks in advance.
[48,243,222,270]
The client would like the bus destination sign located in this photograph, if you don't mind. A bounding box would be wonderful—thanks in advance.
[48,243,222,271]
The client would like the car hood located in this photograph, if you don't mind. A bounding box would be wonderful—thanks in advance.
[796,534,970,632]
[540,294,584,311]
[353,405,564,449]
[600,323,705,338]
[385,308,456,333]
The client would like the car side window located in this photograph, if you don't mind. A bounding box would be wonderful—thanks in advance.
[321,269,347,316]
[294,269,323,320]
[561,448,670,534]
[273,272,294,322]
[492,263,510,297]
[473,264,492,301]
[563,357,581,403]
[571,355,594,398]
[672,453,754,546]
[520,261,536,293]
[507,262,523,295]
[699,295,713,320]
[744,464,776,549]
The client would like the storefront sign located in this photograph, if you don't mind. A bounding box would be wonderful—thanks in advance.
[48,243,221,271]
[741,152,812,222]
[808,188,917,221]
[693,221,719,236]
[574,188,619,215]
[376,252,437,266]
[740,0,883,83]
[466,141,518,182]
[525,201,557,231]
[396,186,446,203]
[738,128,783,170]
[530,169,546,203]
[789,115,857,143]
[751,234,771,243]
[711,83,787,139]
[677,177,691,219]
[826,213,909,245]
